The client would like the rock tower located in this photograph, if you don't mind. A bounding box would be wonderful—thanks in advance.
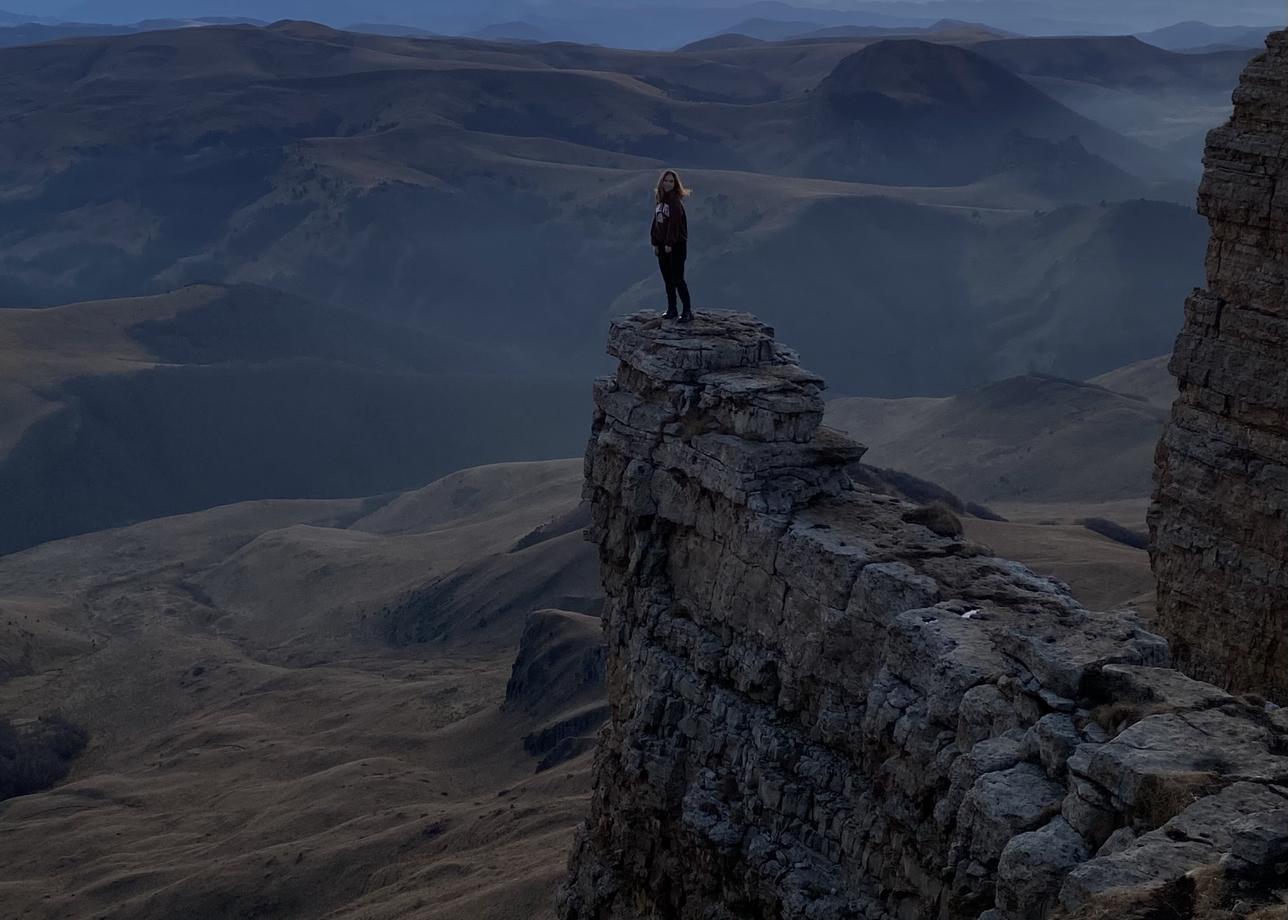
[560,310,1288,919]
[1150,32,1288,701]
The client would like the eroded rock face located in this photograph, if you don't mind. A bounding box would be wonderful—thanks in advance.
[1150,31,1288,701]
[559,310,1288,919]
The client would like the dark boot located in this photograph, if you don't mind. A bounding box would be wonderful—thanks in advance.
[663,307,678,319]
[679,308,693,323]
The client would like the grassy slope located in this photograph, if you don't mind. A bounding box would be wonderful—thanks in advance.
[1088,353,1174,408]
[825,371,1167,503]
[0,459,598,920]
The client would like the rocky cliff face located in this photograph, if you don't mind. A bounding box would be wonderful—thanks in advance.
[560,311,1288,919]
[1150,32,1288,702]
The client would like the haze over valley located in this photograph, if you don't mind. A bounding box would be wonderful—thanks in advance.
[0,14,1239,537]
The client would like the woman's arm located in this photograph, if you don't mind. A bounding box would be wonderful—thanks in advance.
[664,200,683,248]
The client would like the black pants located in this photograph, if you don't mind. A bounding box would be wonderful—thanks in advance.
[656,241,691,313]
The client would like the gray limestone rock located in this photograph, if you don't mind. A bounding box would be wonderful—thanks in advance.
[1096,826,1137,857]
[850,562,942,627]
[563,293,1288,920]
[1228,800,1288,868]
[995,817,1091,918]
[957,684,1023,750]
[1031,714,1081,779]
[1089,664,1235,712]
[1075,710,1288,828]
[995,610,1169,701]
[1151,30,1288,704]
[956,763,1066,865]
[1059,782,1288,914]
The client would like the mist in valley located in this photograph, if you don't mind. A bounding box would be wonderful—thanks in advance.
[0,15,1243,546]
[0,3,1272,918]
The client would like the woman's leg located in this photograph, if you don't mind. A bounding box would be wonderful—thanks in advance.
[673,244,692,313]
[658,249,678,312]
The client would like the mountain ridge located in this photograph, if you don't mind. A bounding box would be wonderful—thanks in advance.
[0,23,1195,387]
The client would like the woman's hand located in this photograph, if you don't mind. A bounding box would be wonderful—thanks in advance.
[653,246,659,255]
[664,245,672,253]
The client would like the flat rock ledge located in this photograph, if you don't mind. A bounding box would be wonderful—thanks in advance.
[558,310,1288,920]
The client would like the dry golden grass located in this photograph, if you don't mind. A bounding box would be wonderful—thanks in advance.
[0,286,224,459]
[0,459,595,920]
[964,506,1154,613]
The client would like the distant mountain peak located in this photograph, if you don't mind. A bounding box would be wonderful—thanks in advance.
[678,32,766,52]
[266,20,343,38]
[1136,19,1273,51]
[820,39,1044,111]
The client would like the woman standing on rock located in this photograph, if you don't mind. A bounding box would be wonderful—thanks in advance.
[651,169,693,323]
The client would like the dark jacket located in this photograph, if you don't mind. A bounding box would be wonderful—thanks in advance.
[650,194,688,248]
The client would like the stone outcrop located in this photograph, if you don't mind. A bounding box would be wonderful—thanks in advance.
[559,311,1288,920]
[1150,31,1288,702]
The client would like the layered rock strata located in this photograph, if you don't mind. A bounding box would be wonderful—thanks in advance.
[1150,31,1288,702]
[560,311,1288,920]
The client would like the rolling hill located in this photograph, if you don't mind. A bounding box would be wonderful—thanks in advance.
[710,17,825,41]
[823,360,1166,611]
[0,458,601,920]
[678,32,767,52]
[342,22,437,38]
[1138,21,1274,52]
[0,20,1221,556]
[0,15,264,47]
[0,23,1200,392]
[808,38,1166,183]
[824,362,1171,505]
[1088,353,1174,408]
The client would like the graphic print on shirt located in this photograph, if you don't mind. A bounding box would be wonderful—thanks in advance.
[655,203,670,226]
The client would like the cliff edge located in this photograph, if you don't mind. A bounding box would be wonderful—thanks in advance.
[560,311,1288,919]
[1151,31,1288,702]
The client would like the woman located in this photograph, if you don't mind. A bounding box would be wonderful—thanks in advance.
[650,169,693,323]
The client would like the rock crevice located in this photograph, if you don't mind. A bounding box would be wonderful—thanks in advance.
[560,309,1288,919]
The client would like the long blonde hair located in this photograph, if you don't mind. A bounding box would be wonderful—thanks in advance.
[655,169,691,204]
